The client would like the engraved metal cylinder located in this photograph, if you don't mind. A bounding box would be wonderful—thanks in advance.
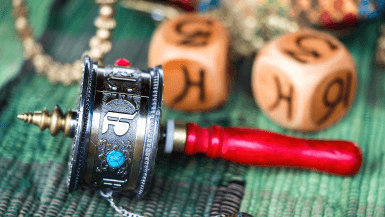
[68,56,163,198]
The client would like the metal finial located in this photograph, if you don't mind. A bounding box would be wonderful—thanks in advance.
[17,105,77,137]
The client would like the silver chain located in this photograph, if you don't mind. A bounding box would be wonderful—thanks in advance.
[99,191,246,217]
[100,191,144,217]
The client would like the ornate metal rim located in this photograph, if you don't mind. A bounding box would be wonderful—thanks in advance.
[68,56,97,192]
[136,65,163,198]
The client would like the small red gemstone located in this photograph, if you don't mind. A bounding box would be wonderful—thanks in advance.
[115,59,131,67]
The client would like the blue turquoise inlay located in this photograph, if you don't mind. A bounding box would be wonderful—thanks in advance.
[106,150,126,168]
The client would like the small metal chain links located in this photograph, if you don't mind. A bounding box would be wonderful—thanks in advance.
[100,191,144,217]
[99,191,252,217]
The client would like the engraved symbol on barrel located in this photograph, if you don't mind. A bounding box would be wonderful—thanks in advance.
[102,111,137,136]
[106,71,139,93]
[102,178,128,188]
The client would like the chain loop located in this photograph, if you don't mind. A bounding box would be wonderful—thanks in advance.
[100,191,144,217]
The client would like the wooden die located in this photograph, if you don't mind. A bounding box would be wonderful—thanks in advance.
[252,29,357,132]
[148,13,231,112]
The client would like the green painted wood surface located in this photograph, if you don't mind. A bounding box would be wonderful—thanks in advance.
[1,0,385,216]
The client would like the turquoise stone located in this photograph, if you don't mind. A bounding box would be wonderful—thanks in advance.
[106,150,126,168]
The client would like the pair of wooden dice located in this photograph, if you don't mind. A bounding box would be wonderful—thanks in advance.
[148,14,357,132]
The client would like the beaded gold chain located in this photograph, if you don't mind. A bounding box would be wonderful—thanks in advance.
[12,0,117,85]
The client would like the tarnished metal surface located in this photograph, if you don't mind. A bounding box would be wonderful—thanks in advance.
[68,56,163,198]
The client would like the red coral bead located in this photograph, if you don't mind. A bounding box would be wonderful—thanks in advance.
[115,59,131,67]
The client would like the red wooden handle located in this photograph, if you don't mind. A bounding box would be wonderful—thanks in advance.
[184,123,362,176]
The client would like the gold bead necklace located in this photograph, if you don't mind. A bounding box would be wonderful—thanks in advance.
[12,0,117,85]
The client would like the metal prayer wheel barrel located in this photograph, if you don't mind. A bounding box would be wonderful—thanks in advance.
[18,56,163,198]
[73,56,163,198]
